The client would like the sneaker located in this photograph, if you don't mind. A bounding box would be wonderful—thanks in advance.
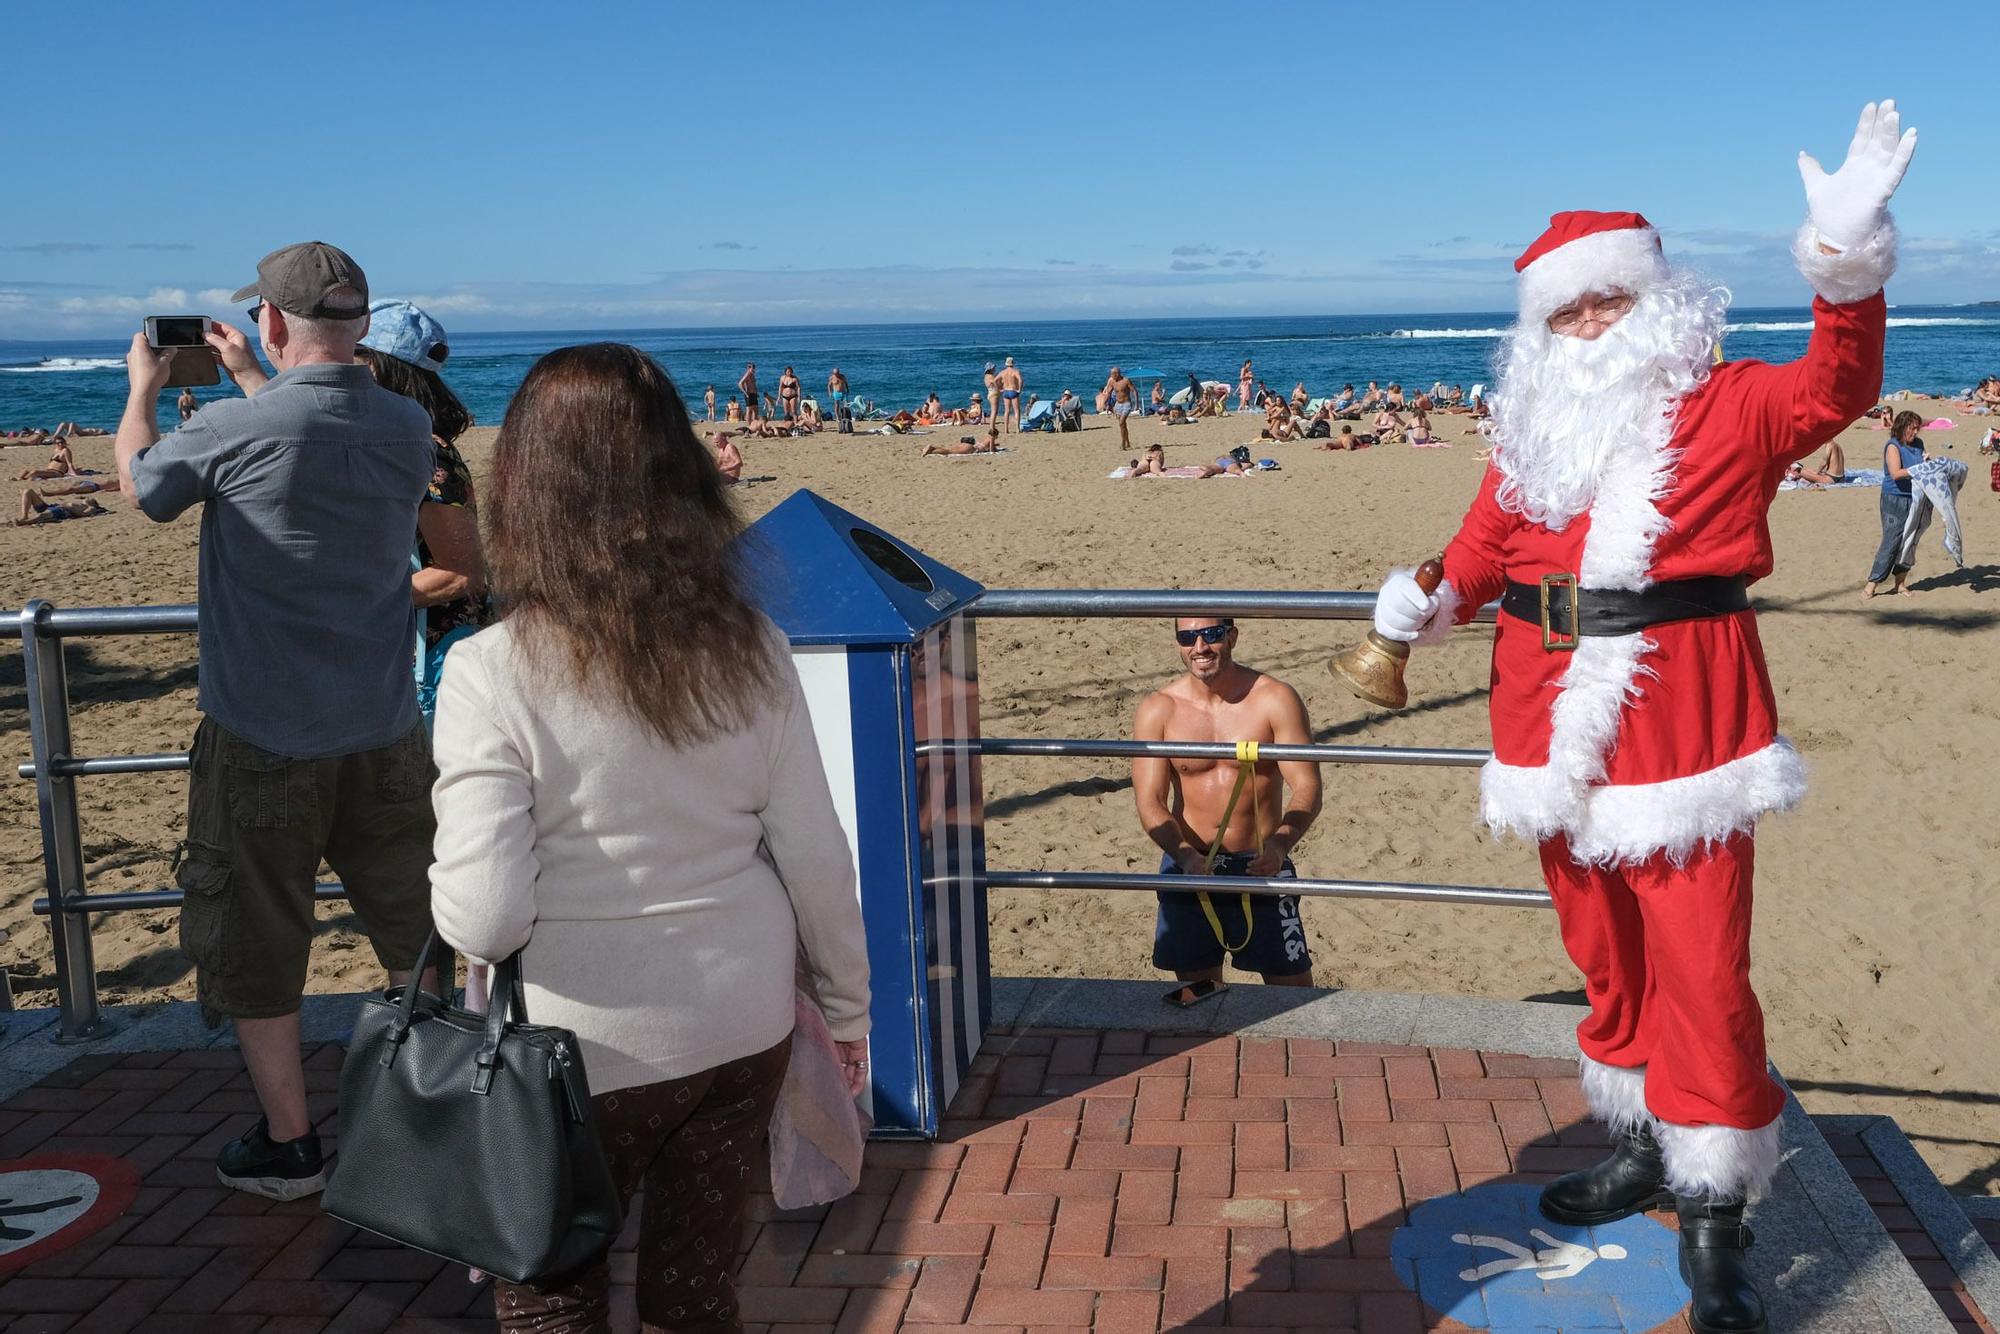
[216,1118,327,1200]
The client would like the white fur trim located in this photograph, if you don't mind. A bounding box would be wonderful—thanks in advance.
[1411,578,1461,647]
[1480,633,1653,845]
[1518,227,1669,325]
[1793,214,1899,306]
[1658,1115,1782,1202]
[1579,1055,1652,1135]
[1576,403,1677,594]
[1485,738,1806,866]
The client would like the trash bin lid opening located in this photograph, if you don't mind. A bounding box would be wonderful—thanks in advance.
[852,528,934,593]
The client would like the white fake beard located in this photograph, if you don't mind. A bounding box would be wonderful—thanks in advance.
[1486,273,1731,531]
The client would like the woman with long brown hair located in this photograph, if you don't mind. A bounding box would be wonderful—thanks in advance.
[428,343,871,1334]
[1865,408,1927,597]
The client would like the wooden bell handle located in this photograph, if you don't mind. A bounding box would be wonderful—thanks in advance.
[1413,557,1445,596]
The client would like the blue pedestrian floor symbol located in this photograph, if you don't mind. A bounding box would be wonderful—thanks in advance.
[1390,1182,1689,1331]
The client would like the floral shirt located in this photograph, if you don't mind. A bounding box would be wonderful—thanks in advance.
[418,438,494,650]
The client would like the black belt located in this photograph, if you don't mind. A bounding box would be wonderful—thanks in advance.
[1500,574,1750,650]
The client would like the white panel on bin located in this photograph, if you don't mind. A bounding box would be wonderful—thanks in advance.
[789,646,862,900]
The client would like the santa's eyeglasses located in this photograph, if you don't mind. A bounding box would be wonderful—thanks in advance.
[1547,291,1636,335]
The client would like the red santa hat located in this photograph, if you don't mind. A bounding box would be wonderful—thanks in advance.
[1515,211,1668,324]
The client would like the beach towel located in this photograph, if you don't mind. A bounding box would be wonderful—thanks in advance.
[1022,400,1055,431]
[1898,456,1968,569]
[1106,465,1245,480]
[1778,468,1883,491]
[932,447,1008,458]
[1408,438,1451,448]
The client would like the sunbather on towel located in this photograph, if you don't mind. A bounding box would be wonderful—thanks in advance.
[1785,442,1847,487]
[923,425,1003,456]
[16,486,109,525]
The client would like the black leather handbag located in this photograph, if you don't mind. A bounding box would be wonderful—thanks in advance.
[323,933,624,1284]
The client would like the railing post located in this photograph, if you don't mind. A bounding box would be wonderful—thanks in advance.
[20,600,109,1041]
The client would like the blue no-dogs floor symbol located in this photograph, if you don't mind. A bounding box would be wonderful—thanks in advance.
[1390,1183,1689,1331]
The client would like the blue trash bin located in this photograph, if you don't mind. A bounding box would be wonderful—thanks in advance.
[740,491,991,1137]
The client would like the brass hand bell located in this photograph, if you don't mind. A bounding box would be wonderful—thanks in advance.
[1329,557,1444,711]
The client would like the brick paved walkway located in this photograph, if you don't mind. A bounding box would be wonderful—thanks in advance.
[2,1028,1702,1332]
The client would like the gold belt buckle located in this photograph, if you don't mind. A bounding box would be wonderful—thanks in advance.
[1540,573,1579,652]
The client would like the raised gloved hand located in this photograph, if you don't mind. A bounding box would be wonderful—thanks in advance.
[1799,100,1917,252]
[1372,569,1440,643]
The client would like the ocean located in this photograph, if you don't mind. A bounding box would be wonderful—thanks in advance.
[3,308,1995,434]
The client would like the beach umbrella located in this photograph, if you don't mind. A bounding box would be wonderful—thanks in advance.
[1120,367,1172,381]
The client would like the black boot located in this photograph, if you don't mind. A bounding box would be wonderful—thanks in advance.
[1677,1195,1767,1334]
[1538,1121,1672,1224]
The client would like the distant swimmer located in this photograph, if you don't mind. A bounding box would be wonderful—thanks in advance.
[1132,618,1322,1005]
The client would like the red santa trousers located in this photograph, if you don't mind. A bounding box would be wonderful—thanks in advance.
[1539,831,1786,1200]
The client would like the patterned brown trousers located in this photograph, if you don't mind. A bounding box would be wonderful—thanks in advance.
[492,1036,793,1334]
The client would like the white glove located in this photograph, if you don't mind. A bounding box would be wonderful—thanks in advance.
[1373,570,1439,643]
[1799,100,1917,252]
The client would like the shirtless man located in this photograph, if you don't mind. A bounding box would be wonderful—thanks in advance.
[827,368,851,433]
[1103,366,1140,450]
[997,356,1024,432]
[710,431,743,482]
[1133,618,1321,1001]
[17,486,109,525]
[738,362,760,427]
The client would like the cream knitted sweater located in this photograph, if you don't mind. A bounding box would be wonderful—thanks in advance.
[429,620,871,1094]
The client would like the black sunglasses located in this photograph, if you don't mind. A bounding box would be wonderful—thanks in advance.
[245,302,264,324]
[1174,625,1233,647]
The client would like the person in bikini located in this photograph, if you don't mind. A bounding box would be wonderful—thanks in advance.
[922,424,1002,456]
[1133,618,1321,1004]
[1785,440,1848,486]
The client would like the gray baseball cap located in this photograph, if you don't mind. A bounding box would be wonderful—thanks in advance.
[229,241,370,318]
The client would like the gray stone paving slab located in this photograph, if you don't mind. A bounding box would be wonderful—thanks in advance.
[1408,993,1584,1057]
[1862,1116,2000,1321]
[1773,1089,1952,1332]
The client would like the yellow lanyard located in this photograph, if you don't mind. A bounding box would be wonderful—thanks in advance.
[1197,741,1263,952]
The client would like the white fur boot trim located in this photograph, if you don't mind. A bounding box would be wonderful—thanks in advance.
[1579,1055,1652,1136]
[1657,1116,1783,1202]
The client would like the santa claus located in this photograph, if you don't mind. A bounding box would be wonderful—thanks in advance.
[1370,103,1916,1333]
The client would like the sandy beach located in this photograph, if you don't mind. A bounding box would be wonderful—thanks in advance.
[1,396,1993,1194]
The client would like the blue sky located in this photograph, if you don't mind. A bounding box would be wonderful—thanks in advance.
[5,1,1995,337]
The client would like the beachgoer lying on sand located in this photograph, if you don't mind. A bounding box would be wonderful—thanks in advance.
[1314,425,1361,452]
[923,426,1002,456]
[4,429,51,447]
[53,422,106,438]
[1957,376,2000,414]
[1125,444,1169,476]
[16,486,108,525]
[1784,442,1848,487]
[711,431,743,483]
[38,476,120,497]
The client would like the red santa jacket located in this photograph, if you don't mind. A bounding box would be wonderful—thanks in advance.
[1436,294,1886,865]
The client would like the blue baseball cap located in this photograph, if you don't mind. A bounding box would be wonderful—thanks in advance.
[357,299,450,373]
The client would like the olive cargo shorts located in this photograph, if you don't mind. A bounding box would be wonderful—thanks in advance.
[177,717,437,1023]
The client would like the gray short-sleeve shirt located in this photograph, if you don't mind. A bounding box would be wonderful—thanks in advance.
[130,363,434,758]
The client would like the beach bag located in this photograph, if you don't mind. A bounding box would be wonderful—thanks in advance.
[768,989,870,1209]
[1990,456,1999,492]
[323,933,623,1285]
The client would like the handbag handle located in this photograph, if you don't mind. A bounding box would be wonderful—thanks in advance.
[380,930,532,1089]
[472,952,529,1094]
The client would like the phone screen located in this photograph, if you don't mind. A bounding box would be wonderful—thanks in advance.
[150,317,209,348]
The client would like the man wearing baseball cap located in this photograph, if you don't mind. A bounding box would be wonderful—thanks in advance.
[114,241,440,1201]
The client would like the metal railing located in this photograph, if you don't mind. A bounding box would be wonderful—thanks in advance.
[7,600,338,1040]
[7,587,1520,1042]
[958,589,1539,914]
